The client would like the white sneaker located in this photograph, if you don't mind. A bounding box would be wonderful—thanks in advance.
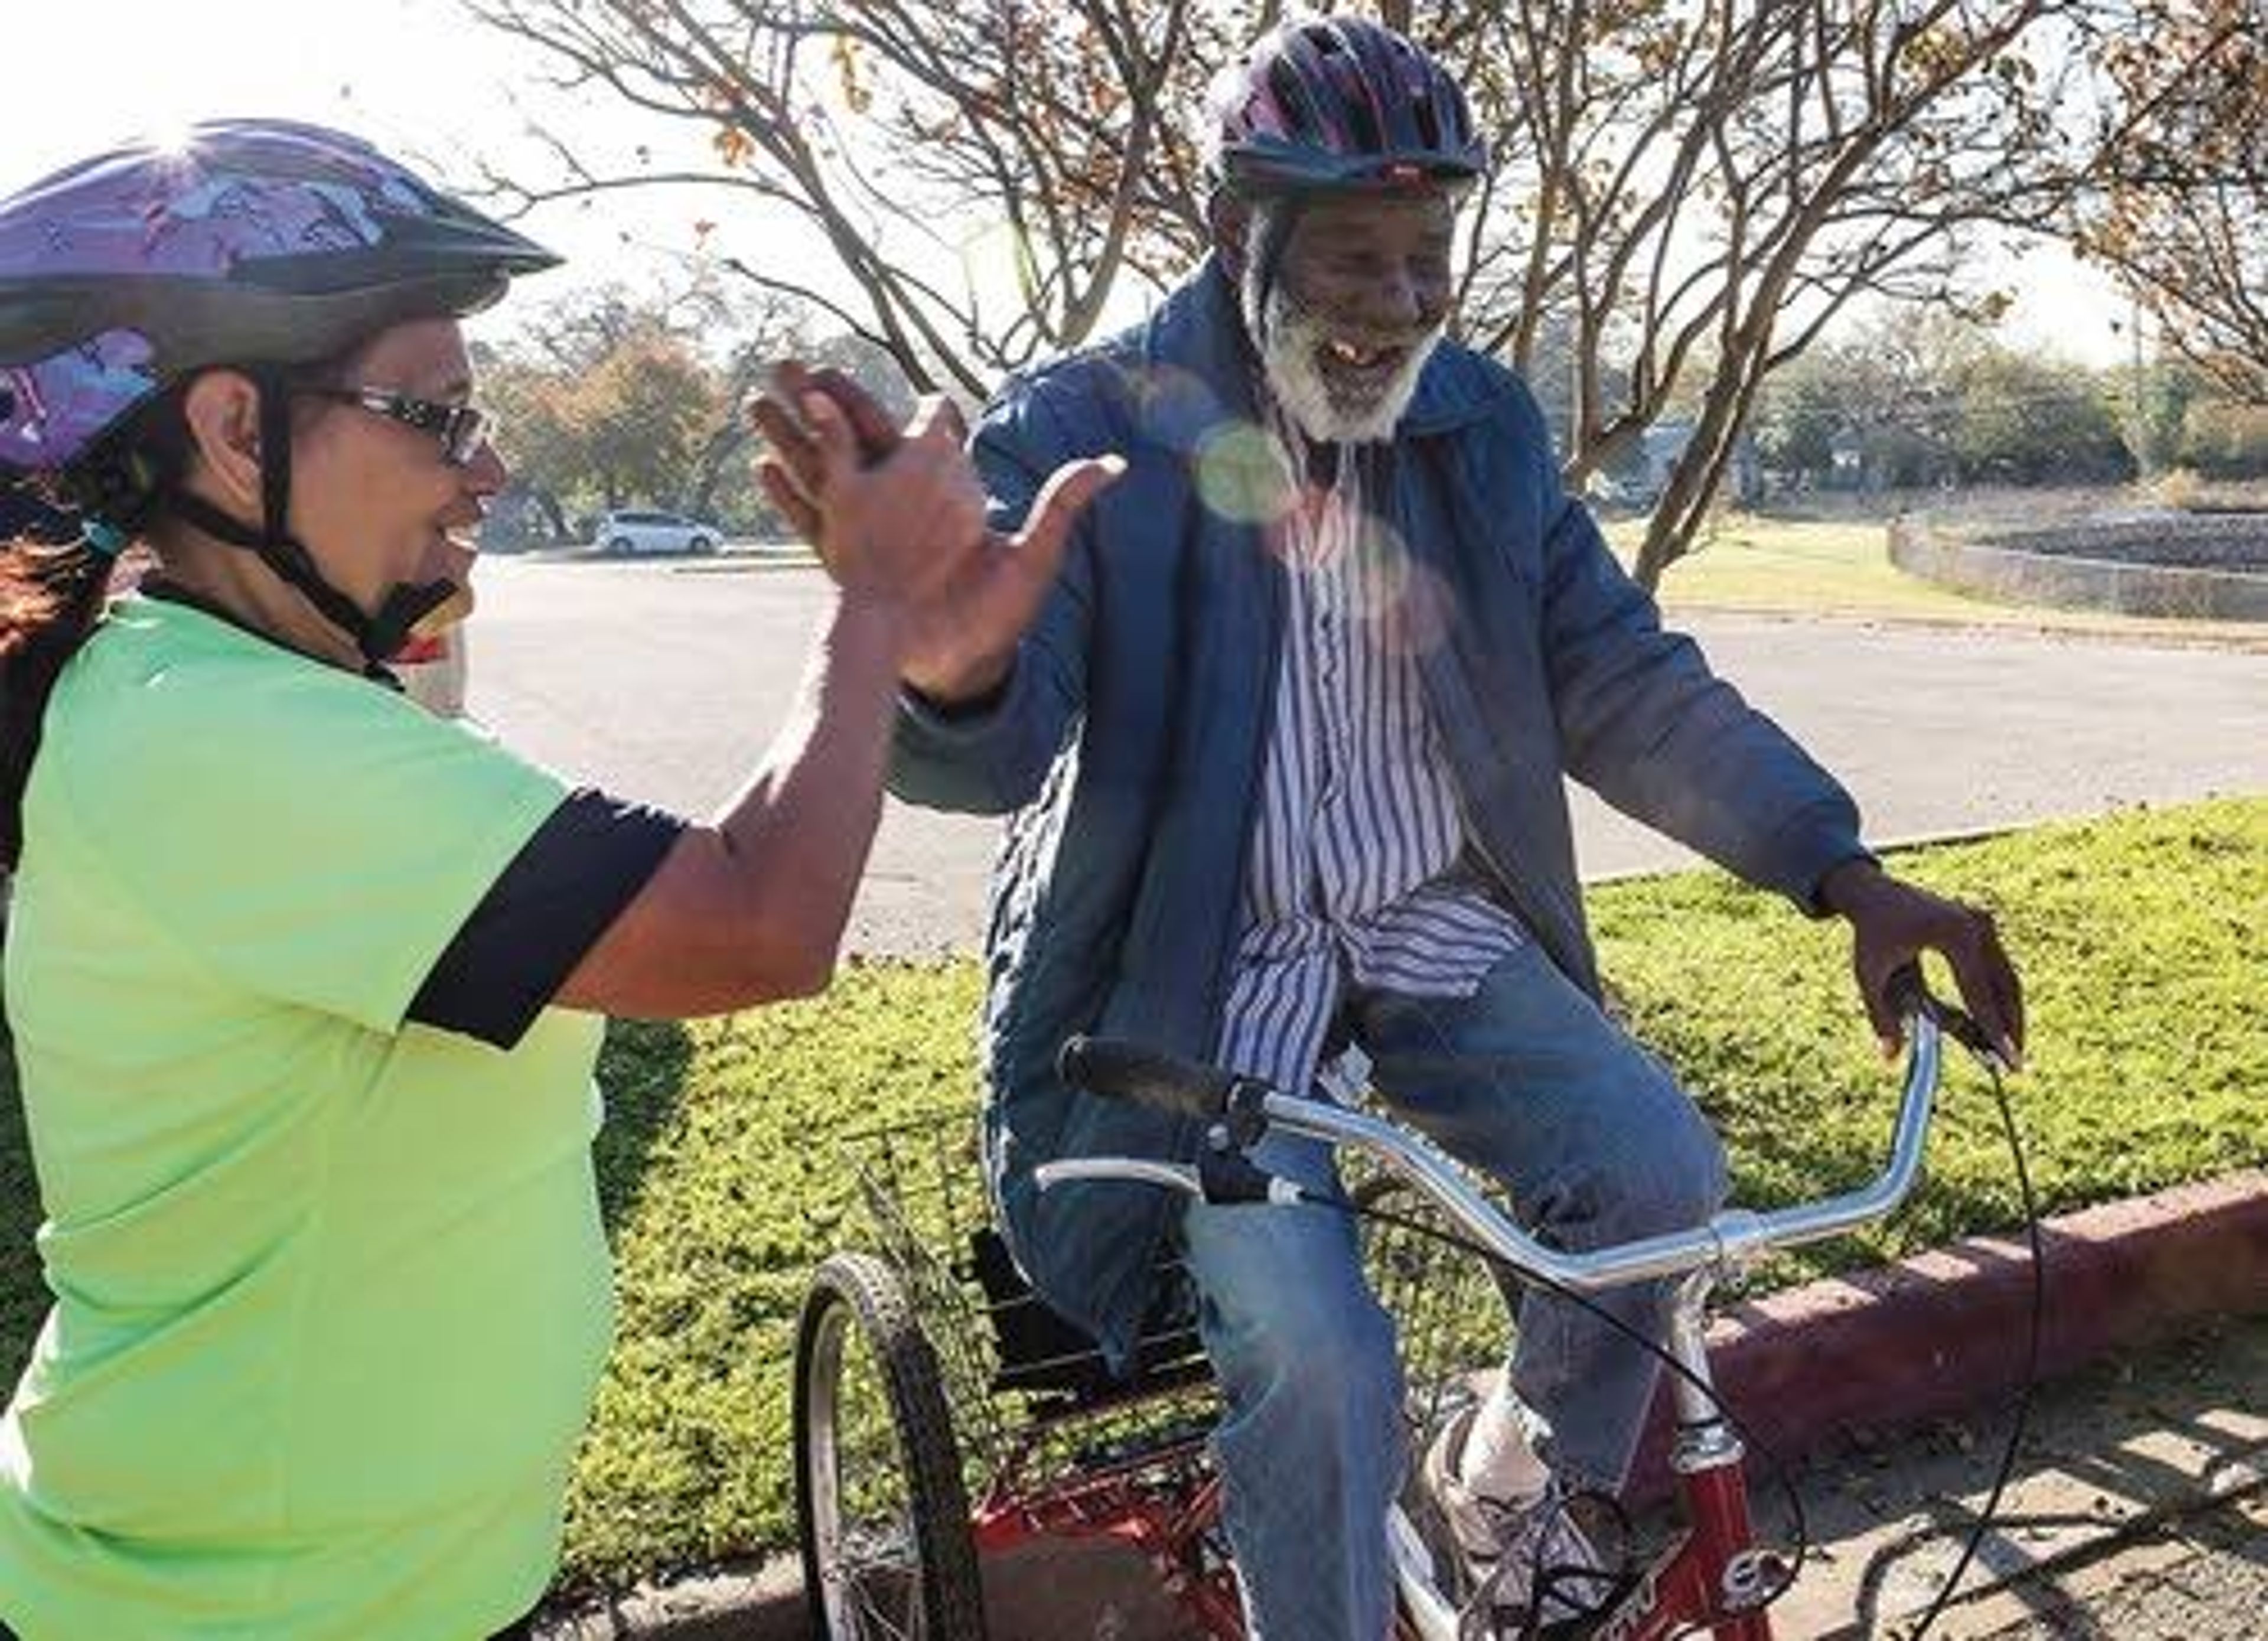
[1419,1404,1614,1631]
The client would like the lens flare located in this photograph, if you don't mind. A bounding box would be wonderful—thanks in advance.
[1194,420,1298,528]
[1349,513,1453,659]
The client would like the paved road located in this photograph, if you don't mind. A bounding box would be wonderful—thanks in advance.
[465,557,2268,956]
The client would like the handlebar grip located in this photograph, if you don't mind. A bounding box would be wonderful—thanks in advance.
[1058,1036,1241,1118]
[1885,961,1931,1025]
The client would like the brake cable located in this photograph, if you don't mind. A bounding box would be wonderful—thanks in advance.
[1905,1050,2041,1640]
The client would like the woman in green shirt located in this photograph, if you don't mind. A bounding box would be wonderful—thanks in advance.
[0,120,1112,1640]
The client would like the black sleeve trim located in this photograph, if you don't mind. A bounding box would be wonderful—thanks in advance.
[408,788,687,1049]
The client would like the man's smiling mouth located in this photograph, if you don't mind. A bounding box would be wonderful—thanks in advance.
[1322,338,1403,370]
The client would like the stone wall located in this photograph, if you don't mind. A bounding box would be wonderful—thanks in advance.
[1888,513,2268,621]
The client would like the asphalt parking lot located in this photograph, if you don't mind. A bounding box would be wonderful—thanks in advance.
[464,556,2268,955]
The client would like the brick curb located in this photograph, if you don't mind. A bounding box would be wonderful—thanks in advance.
[1624,1167,2268,1500]
[536,1168,2268,1639]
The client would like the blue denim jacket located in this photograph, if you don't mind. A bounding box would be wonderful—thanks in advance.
[889,260,1865,1366]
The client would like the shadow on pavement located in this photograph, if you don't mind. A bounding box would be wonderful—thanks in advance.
[1772,1313,2268,1639]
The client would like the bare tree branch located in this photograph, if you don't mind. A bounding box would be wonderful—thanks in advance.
[457,0,2181,579]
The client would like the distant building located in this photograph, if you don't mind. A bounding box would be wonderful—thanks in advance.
[1591,418,1761,509]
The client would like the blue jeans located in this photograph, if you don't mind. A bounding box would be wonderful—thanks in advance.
[1177,942,1729,1640]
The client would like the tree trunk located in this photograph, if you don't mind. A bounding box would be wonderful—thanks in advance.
[530,489,568,543]
[1632,328,1771,589]
[685,424,753,521]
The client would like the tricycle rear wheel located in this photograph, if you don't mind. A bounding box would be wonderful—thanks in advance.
[794,1251,988,1640]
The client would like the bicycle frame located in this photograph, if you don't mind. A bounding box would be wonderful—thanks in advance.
[1038,1012,1948,1640]
[1543,1269,1781,1641]
[969,1432,1247,1635]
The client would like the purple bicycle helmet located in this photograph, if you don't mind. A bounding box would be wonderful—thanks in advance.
[0,118,557,474]
[1209,16,1488,199]
[0,119,556,670]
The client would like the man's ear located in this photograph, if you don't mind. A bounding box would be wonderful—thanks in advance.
[179,369,267,513]
[1208,191,1253,282]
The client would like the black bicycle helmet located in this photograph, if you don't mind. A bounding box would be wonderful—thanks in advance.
[1209,16,1488,200]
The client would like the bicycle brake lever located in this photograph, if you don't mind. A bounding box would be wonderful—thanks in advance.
[1193,1081,1280,1199]
[1195,1147,1306,1206]
[1221,1077,1274,1148]
[1885,962,2007,1071]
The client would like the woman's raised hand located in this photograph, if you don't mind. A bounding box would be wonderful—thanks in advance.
[752,363,1121,701]
[751,375,986,613]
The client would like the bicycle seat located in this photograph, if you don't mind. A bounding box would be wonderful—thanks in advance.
[963,1226,1212,1413]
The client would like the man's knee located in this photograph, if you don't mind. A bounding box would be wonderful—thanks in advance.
[1204,1249,1401,1420]
[1527,1053,1728,1245]
[1617,1075,1728,1234]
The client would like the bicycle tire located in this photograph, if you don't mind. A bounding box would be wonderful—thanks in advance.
[795,1251,989,1640]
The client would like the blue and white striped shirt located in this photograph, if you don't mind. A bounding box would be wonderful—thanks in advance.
[1214,437,1526,1096]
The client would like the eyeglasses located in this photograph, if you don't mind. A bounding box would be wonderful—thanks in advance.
[301,386,495,467]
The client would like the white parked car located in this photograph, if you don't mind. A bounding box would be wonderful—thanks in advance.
[592,509,720,556]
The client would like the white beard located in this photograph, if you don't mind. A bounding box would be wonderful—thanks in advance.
[1241,252,1442,447]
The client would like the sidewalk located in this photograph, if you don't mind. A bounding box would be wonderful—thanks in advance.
[1761,1310,2266,1638]
[535,1169,2268,1639]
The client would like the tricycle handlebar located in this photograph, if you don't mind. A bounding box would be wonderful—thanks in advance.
[1041,984,1957,1291]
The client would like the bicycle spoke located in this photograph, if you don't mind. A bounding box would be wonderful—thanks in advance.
[835,1547,924,1640]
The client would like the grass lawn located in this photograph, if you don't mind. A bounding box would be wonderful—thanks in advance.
[1614,515,2000,618]
[2,797,2262,1597]
[560,796,2264,1590]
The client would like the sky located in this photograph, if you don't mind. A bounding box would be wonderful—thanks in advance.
[7,0,2133,369]
[4,0,738,340]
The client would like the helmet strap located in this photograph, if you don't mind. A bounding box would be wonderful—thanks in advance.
[1252,198,1305,338]
[160,370,457,681]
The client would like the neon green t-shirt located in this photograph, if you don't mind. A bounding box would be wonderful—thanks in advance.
[0,598,616,1639]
